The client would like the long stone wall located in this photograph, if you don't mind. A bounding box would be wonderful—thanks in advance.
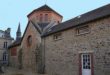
[44,16,110,75]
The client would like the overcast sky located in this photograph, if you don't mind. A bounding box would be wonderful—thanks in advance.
[0,0,110,39]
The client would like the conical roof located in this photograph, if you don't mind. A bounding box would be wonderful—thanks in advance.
[17,23,21,33]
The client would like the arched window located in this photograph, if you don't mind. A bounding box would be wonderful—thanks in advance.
[27,35,32,46]
[57,21,60,24]
[40,14,43,22]
[45,14,48,22]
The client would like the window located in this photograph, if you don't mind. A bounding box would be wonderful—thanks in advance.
[53,33,62,40]
[3,52,7,61]
[82,54,91,69]
[36,16,38,20]
[76,25,90,35]
[40,14,43,22]
[45,14,48,22]
[57,21,60,24]
[4,42,8,48]
[11,48,17,56]
[27,35,32,46]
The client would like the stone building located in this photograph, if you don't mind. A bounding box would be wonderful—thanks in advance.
[0,28,13,65]
[9,4,110,75]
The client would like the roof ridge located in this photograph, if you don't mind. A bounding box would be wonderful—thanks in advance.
[27,4,63,18]
[42,4,110,37]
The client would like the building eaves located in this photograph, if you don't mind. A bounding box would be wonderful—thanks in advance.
[31,21,42,34]
[42,4,110,37]
[19,20,42,47]
[8,38,21,49]
[37,23,49,30]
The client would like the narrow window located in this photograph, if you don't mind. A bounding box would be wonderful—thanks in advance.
[57,21,60,24]
[40,14,43,22]
[4,42,8,48]
[36,16,38,20]
[4,42,5,48]
[3,52,7,61]
[6,42,7,48]
[45,14,48,22]
[27,35,32,46]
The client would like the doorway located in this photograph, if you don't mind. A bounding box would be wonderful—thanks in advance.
[81,53,92,75]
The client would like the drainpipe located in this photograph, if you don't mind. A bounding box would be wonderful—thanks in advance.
[41,36,45,74]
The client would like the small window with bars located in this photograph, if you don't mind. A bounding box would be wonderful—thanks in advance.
[76,25,90,35]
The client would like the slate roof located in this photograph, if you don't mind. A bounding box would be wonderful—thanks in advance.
[27,5,63,18]
[42,4,110,37]
[38,23,49,30]
[8,4,110,48]
[0,30,4,33]
[8,38,21,48]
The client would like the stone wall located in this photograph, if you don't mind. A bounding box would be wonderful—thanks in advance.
[44,16,110,75]
[21,22,41,72]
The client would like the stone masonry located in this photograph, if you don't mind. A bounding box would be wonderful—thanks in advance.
[21,21,41,73]
[44,17,110,75]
